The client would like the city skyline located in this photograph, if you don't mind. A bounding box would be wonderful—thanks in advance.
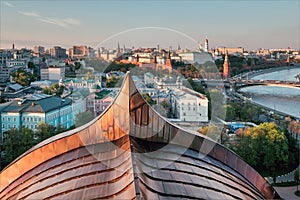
[0,0,299,50]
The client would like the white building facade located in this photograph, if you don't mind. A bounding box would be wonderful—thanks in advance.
[170,88,208,122]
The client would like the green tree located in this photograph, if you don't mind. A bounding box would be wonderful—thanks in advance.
[224,104,236,121]
[232,122,289,179]
[104,61,135,73]
[106,76,120,88]
[142,93,156,106]
[1,127,36,169]
[42,83,65,96]
[75,111,94,127]
[11,68,34,86]
[36,122,55,142]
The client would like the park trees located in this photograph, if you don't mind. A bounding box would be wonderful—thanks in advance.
[0,122,59,170]
[231,122,289,179]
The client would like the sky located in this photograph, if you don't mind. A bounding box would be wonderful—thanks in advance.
[0,0,299,51]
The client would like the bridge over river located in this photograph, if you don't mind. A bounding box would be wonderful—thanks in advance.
[232,79,300,89]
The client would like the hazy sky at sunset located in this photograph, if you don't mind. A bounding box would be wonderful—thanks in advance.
[1,0,299,50]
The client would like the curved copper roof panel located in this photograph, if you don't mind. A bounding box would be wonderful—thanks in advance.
[0,72,279,199]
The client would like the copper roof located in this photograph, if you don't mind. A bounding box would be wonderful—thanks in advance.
[0,72,279,199]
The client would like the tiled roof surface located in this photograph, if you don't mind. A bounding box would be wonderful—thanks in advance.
[0,72,279,199]
[1,96,72,113]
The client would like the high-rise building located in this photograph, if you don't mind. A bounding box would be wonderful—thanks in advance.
[50,46,67,58]
[34,46,45,54]
[223,51,230,79]
[68,45,93,59]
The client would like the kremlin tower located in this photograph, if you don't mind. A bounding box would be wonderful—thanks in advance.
[287,55,290,66]
[165,51,173,73]
[223,51,230,79]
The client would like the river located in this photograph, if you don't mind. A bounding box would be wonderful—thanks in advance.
[240,67,300,118]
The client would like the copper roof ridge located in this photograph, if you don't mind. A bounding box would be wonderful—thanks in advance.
[0,71,279,199]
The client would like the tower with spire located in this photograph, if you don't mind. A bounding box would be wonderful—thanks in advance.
[204,37,209,52]
[287,55,290,66]
[223,51,230,79]
[165,51,173,73]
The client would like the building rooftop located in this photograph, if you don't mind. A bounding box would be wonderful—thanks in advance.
[2,94,72,113]
[0,72,279,199]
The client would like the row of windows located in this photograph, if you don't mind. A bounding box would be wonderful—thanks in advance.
[47,113,72,122]
[2,123,16,129]
[60,109,71,116]
[2,116,46,122]
[2,117,17,122]
[182,107,196,111]
[22,117,42,122]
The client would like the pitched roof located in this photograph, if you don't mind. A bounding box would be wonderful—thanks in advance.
[2,94,72,113]
[0,72,280,199]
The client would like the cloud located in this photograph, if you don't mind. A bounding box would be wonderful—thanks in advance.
[3,1,15,8]
[16,8,80,29]
[37,17,80,28]
[37,18,57,25]
[62,18,80,26]
[18,11,40,17]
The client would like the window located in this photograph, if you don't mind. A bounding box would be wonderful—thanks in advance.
[2,117,4,121]
[8,118,10,122]
[198,103,201,106]
[2,124,4,128]
[13,124,16,128]
[13,117,16,122]
[183,113,186,116]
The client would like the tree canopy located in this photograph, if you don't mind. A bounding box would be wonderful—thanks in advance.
[0,122,65,170]
[11,68,34,86]
[42,83,65,96]
[231,122,289,178]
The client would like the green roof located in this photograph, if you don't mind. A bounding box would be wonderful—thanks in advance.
[2,96,72,113]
